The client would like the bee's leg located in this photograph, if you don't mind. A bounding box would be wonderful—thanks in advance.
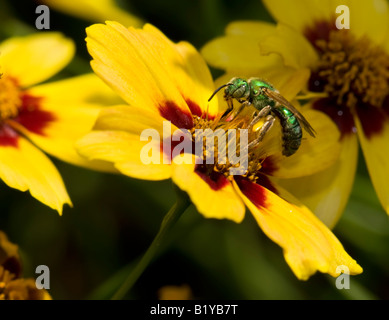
[234,101,251,117]
[248,115,275,149]
[221,99,234,119]
[248,105,272,130]
[222,100,251,120]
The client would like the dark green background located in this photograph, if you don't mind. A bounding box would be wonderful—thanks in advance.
[0,0,388,300]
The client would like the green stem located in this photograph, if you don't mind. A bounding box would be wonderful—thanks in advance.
[111,194,190,300]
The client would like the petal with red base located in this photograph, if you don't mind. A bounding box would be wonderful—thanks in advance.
[0,136,71,214]
[233,177,362,280]
[355,111,389,215]
[86,22,215,128]
[172,154,245,223]
[76,130,172,181]
[274,133,358,228]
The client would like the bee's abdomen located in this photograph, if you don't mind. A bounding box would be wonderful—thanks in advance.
[273,107,302,157]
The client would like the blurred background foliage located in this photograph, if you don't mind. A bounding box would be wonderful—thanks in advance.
[0,0,388,300]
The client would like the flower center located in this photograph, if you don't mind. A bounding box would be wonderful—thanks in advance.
[0,75,22,122]
[310,29,389,110]
[0,266,16,300]
[190,108,272,182]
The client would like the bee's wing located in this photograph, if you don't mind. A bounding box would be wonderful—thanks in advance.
[264,88,316,137]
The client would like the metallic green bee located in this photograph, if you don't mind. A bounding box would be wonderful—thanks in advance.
[208,77,316,156]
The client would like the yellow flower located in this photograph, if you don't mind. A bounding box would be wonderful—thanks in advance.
[41,0,143,27]
[0,32,117,214]
[0,231,51,300]
[158,284,192,300]
[202,0,389,227]
[76,21,362,280]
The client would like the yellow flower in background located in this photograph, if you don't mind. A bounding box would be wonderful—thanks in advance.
[76,21,362,280]
[158,284,192,300]
[40,0,143,27]
[0,231,51,300]
[0,32,118,214]
[202,0,389,227]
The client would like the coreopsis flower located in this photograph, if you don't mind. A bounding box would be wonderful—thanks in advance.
[201,0,389,227]
[0,32,116,214]
[0,231,51,300]
[76,21,362,280]
[40,0,143,27]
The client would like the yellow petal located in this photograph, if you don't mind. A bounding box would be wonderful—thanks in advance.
[264,0,389,46]
[201,34,283,71]
[259,23,318,69]
[355,113,389,215]
[275,133,358,228]
[142,24,218,117]
[41,0,143,27]
[262,109,341,178]
[0,136,71,214]
[9,101,116,173]
[263,0,333,33]
[384,20,389,53]
[28,73,123,105]
[225,20,278,38]
[0,33,74,88]
[172,154,245,222]
[233,177,363,280]
[174,41,218,117]
[94,105,177,135]
[76,130,172,181]
[201,20,313,93]
[344,0,389,44]
[79,104,180,173]
[86,22,210,127]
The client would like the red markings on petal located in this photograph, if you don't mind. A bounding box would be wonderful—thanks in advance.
[195,164,229,191]
[2,256,22,278]
[356,100,388,140]
[185,98,215,120]
[158,100,214,129]
[235,176,267,209]
[15,94,56,136]
[161,133,193,163]
[383,96,389,116]
[303,19,337,52]
[158,101,194,129]
[260,156,278,176]
[311,97,356,140]
[185,99,203,118]
[0,124,19,147]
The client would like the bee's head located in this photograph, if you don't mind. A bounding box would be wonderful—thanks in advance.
[208,77,250,103]
[223,77,250,101]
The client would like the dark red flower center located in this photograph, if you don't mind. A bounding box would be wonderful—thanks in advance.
[305,20,389,139]
[0,75,56,147]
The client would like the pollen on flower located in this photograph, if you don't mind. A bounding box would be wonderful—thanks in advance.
[0,75,22,121]
[190,106,273,182]
[307,26,389,111]
[0,231,51,300]
[0,267,16,300]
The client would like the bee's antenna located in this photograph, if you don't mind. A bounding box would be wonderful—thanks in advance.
[208,83,232,102]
